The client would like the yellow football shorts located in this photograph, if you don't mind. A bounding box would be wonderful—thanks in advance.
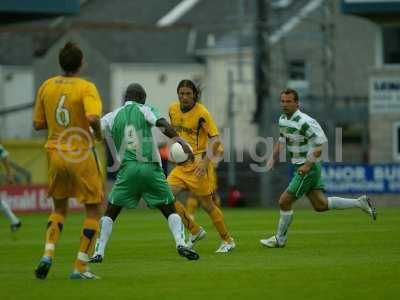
[168,160,215,196]
[47,148,103,204]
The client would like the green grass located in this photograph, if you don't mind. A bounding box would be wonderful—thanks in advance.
[0,208,399,300]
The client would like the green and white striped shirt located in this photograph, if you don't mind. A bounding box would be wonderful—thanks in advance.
[101,101,162,165]
[278,109,327,165]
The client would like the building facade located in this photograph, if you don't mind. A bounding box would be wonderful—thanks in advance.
[342,0,400,163]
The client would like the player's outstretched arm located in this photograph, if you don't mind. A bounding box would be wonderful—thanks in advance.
[156,118,193,158]
[156,118,178,139]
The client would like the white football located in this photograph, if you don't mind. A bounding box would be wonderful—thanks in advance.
[169,142,192,163]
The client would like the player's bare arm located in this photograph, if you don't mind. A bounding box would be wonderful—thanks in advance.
[156,118,193,159]
[298,145,323,176]
[87,115,102,141]
[267,140,285,171]
[33,120,47,130]
[195,136,222,177]
[156,118,181,140]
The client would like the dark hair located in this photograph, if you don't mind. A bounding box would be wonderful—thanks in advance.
[124,83,146,104]
[177,79,200,102]
[280,88,299,101]
[59,42,83,73]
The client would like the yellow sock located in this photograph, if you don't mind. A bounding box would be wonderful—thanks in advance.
[43,213,65,258]
[186,196,199,218]
[174,200,201,235]
[74,218,99,273]
[209,206,231,242]
[213,193,222,208]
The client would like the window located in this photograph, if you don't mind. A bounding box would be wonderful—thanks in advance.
[382,26,400,65]
[287,59,309,98]
[393,122,400,161]
[288,60,306,80]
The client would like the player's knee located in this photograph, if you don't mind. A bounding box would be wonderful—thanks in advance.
[279,195,293,210]
[313,204,328,212]
[53,198,68,216]
[53,206,68,217]
[104,204,122,221]
[199,197,215,213]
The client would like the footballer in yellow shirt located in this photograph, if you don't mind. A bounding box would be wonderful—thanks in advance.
[168,79,235,253]
[33,42,103,280]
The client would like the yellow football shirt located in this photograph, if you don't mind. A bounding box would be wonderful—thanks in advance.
[168,101,219,155]
[33,76,102,151]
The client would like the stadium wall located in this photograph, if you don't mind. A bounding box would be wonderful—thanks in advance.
[202,52,260,152]
[0,65,34,139]
[110,63,205,116]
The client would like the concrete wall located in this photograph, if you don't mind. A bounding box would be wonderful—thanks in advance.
[0,65,34,139]
[110,63,205,117]
[203,51,259,152]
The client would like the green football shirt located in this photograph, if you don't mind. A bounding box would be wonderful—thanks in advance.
[101,101,162,165]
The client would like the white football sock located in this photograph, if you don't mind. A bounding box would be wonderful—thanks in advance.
[328,197,360,210]
[94,216,113,257]
[0,200,20,225]
[167,213,186,247]
[276,210,293,242]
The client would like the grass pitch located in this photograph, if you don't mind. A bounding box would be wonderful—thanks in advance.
[0,207,399,300]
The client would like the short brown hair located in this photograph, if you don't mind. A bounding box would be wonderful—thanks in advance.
[280,88,299,101]
[59,42,83,73]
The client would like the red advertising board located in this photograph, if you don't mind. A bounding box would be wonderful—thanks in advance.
[0,185,84,213]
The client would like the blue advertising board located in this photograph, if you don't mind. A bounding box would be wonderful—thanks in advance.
[321,164,400,194]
